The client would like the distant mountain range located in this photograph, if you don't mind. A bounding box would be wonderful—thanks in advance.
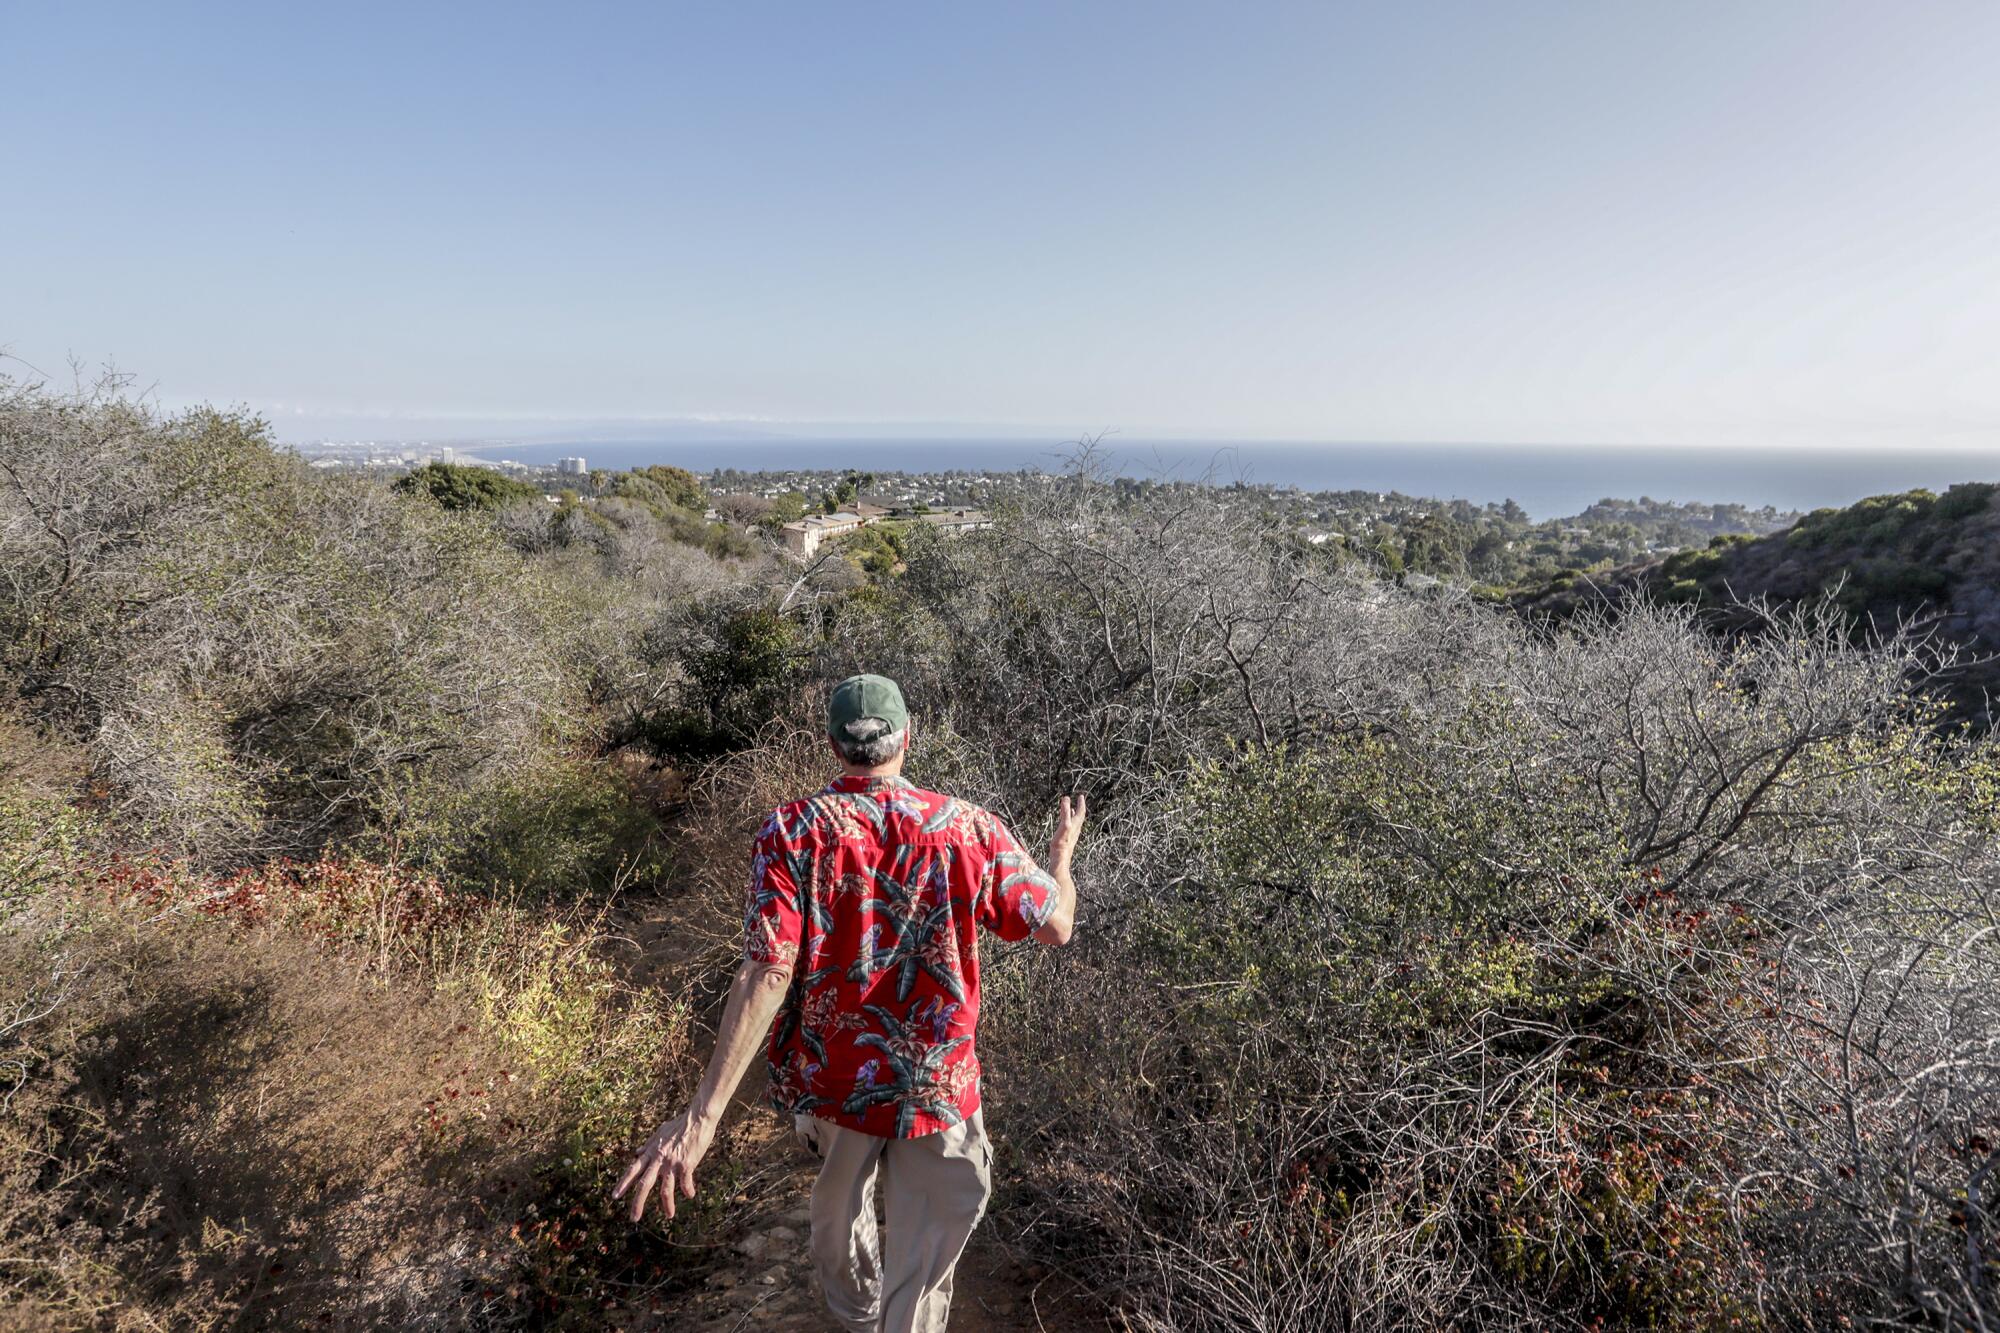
[1515,483,2000,726]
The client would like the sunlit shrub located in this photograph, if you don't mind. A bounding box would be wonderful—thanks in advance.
[365,752,671,900]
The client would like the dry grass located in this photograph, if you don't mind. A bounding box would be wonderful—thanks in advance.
[1,915,530,1327]
[0,852,699,1330]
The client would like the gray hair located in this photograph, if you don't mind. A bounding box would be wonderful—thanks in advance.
[833,716,907,767]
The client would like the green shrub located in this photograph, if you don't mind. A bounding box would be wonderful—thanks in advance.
[656,503,758,559]
[607,464,706,512]
[1660,576,1705,604]
[1790,488,1935,550]
[1837,558,1951,613]
[633,600,804,757]
[1661,546,1723,581]
[371,753,670,899]
[1786,507,1844,548]
[841,522,907,577]
[394,460,542,511]
[1935,480,1999,522]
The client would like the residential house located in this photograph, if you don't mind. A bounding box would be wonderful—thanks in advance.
[781,511,865,557]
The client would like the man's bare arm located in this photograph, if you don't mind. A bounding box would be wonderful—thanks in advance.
[1033,793,1086,946]
[613,957,793,1222]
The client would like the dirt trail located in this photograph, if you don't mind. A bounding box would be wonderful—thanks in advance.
[667,1110,1103,1332]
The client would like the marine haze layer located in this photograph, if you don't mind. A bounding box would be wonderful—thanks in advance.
[452,439,2000,521]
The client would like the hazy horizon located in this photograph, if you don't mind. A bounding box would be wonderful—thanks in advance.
[260,410,2000,455]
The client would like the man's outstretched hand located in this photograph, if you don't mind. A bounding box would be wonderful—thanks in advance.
[1030,792,1086,946]
[612,1110,715,1222]
[1050,791,1087,869]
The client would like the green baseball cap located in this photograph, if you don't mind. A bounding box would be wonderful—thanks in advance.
[827,673,909,738]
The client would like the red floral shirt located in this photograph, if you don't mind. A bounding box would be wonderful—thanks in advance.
[744,774,1059,1138]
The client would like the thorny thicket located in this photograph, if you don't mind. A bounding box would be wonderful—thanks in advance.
[0,373,576,863]
[778,461,2000,1330]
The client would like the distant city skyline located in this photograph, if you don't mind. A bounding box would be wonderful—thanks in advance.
[5,2,1999,451]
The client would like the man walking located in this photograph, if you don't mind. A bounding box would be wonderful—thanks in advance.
[615,674,1082,1332]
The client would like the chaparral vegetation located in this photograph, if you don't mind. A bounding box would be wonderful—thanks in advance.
[4,373,1998,1330]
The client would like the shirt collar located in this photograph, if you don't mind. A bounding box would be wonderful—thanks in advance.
[826,774,913,795]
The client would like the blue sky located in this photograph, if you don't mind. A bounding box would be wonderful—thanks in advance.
[4,1,1998,447]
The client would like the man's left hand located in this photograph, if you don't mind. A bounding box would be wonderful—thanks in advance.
[612,1111,715,1222]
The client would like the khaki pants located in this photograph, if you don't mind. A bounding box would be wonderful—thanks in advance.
[793,1111,993,1333]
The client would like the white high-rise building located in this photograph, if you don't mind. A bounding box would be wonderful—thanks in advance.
[557,456,588,476]
[439,446,455,463]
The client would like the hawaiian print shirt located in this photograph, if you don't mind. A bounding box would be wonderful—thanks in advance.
[745,774,1059,1139]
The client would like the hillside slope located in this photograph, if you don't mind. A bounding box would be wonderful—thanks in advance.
[1515,482,2000,724]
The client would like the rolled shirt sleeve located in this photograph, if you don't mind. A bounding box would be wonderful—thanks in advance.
[977,816,1060,941]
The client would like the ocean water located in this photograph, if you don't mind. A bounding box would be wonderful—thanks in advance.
[465,439,2000,520]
